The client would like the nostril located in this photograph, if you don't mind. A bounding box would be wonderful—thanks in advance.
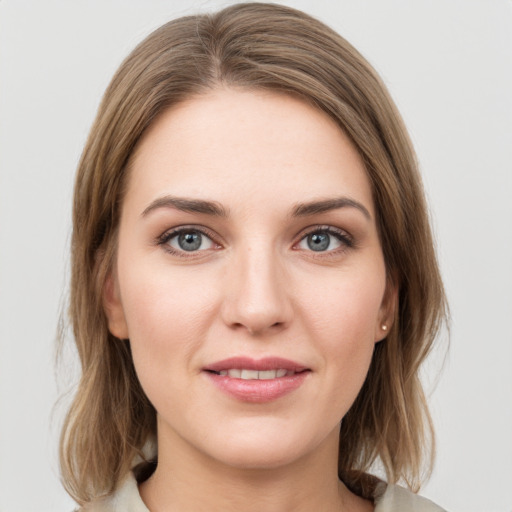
[221,284,292,335]
[245,321,285,336]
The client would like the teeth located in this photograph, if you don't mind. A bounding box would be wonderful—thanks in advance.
[219,369,293,380]
[258,370,277,380]
[240,369,259,380]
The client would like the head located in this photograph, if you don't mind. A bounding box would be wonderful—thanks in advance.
[61,2,446,504]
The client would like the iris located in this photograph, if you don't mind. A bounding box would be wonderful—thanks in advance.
[307,232,330,251]
[178,231,202,251]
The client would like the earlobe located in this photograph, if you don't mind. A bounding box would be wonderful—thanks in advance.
[375,277,398,343]
[103,271,129,340]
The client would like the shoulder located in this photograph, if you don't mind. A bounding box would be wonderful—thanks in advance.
[77,472,447,512]
[374,482,448,512]
[77,473,149,512]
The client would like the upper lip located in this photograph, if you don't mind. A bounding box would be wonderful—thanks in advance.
[203,357,309,373]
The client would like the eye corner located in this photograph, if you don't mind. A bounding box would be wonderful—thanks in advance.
[156,225,223,258]
[293,225,355,257]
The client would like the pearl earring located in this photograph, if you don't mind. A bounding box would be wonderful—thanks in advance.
[382,324,388,331]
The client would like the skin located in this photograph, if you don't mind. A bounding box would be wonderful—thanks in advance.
[105,88,395,512]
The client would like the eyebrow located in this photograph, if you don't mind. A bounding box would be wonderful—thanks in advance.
[292,197,371,220]
[141,195,371,220]
[141,196,228,217]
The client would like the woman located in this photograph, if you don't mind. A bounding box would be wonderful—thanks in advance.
[61,3,448,511]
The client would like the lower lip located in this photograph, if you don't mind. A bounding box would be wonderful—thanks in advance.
[204,371,309,403]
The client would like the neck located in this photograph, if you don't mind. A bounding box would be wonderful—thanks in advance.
[139,421,372,512]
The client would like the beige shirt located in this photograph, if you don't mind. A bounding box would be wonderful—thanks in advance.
[84,472,447,511]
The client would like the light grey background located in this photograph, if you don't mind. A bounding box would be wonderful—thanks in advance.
[1,1,511,511]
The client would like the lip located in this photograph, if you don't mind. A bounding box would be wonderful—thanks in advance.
[203,356,310,403]
[204,356,308,373]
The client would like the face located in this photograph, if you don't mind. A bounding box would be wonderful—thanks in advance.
[105,88,394,470]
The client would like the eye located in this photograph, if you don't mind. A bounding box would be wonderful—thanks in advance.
[296,227,352,253]
[158,227,218,254]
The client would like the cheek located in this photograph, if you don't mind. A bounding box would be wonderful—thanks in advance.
[295,268,384,395]
[298,266,385,341]
[120,258,218,336]
[117,261,219,388]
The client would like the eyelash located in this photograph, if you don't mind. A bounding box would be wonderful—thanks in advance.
[156,226,220,258]
[155,225,354,258]
[294,225,355,255]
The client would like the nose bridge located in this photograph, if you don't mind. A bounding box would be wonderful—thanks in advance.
[222,240,291,334]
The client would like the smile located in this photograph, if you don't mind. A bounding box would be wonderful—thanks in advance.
[203,357,311,402]
[212,369,296,379]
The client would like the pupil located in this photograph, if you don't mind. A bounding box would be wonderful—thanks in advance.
[307,232,329,251]
[178,232,202,251]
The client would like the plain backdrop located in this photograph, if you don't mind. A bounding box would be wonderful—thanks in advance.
[1,1,511,511]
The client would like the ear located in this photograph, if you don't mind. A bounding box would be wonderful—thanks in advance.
[103,270,129,340]
[375,276,398,343]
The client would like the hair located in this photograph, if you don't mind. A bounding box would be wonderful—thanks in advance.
[60,2,447,505]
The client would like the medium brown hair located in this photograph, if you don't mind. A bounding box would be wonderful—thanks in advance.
[60,2,447,504]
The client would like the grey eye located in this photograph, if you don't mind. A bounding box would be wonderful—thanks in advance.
[307,232,330,251]
[298,230,344,252]
[178,232,202,251]
[168,230,215,252]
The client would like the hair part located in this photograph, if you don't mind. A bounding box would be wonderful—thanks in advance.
[61,2,447,504]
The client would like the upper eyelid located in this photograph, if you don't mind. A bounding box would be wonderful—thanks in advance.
[156,224,353,250]
[295,224,352,240]
[158,225,218,243]
[156,226,221,258]
[293,225,354,252]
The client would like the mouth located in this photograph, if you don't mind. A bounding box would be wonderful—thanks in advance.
[203,357,311,402]
[206,368,301,379]
[203,356,309,377]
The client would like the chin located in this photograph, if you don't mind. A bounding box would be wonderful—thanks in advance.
[210,439,305,470]
[197,421,334,471]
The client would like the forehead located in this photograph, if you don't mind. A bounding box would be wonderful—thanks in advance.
[126,88,374,217]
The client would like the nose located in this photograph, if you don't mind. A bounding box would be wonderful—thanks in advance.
[221,244,293,336]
